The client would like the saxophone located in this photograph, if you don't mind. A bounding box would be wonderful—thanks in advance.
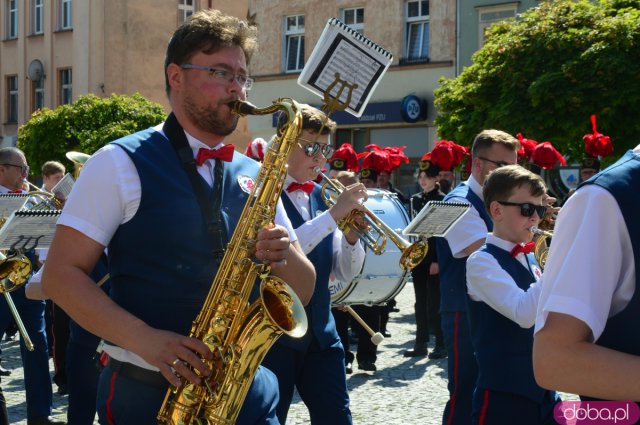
[158,99,308,425]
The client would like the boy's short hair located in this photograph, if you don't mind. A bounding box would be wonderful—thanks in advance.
[277,104,337,136]
[471,129,520,158]
[41,161,65,177]
[483,165,547,215]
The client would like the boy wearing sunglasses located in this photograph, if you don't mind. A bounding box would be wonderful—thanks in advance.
[261,104,366,424]
[465,165,559,424]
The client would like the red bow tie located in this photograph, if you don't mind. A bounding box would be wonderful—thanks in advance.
[196,144,235,166]
[9,189,23,194]
[510,241,535,257]
[286,181,315,194]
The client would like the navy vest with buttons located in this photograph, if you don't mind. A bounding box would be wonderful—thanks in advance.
[277,183,338,352]
[581,150,640,360]
[468,244,546,402]
[108,128,258,336]
[436,182,493,312]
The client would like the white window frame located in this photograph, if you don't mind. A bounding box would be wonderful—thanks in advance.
[59,0,72,30]
[342,7,364,34]
[60,68,72,105]
[477,3,518,49]
[7,0,18,39]
[178,0,195,25]
[7,76,18,123]
[284,14,305,73]
[32,0,44,35]
[32,78,44,111]
[404,0,429,62]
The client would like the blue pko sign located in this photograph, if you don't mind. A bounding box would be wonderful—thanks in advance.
[400,95,426,123]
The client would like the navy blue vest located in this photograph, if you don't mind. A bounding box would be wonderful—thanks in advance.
[277,184,338,352]
[436,182,493,312]
[468,244,546,402]
[108,128,258,336]
[581,150,640,356]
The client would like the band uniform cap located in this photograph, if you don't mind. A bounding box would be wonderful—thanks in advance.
[419,159,440,177]
[359,167,378,182]
[581,156,601,171]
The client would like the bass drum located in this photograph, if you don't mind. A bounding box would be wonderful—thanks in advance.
[329,188,411,306]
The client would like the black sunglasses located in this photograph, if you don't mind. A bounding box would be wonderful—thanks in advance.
[297,138,335,158]
[498,201,547,218]
[478,156,510,168]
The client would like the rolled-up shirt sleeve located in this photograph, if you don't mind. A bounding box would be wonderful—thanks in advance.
[332,233,365,283]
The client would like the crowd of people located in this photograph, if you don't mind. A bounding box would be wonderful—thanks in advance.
[0,8,637,425]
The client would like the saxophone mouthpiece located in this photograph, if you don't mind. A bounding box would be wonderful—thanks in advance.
[229,100,257,116]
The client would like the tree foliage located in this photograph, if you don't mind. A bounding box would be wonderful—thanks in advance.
[434,0,640,164]
[18,93,166,175]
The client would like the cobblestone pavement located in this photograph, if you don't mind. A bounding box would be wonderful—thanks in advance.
[2,282,576,424]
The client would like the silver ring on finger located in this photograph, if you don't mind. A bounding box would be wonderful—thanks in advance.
[172,358,181,367]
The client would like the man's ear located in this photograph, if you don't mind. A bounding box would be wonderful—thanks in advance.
[166,63,182,92]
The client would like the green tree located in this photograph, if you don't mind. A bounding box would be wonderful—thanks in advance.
[434,0,640,164]
[18,93,166,175]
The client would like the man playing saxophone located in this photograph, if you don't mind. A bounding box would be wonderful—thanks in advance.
[43,10,315,425]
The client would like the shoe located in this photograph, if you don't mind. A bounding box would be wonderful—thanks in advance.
[428,346,448,360]
[26,416,66,425]
[345,361,353,374]
[56,383,68,395]
[404,347,428,357]
[0,365,10,376]
[381,330,391,338]
[358,361,377,372]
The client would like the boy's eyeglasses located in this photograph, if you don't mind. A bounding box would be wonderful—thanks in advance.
[478,156,510,168]
[297,139,335,158]
[180,64,254,90]
[498,201,547,218]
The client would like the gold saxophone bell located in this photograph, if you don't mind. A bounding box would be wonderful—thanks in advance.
[66,151,91,179]
[530,225,553,269]
[315,167,428,270]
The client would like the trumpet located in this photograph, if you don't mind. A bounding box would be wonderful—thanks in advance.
[530,225,553,269]
[0,252,34,351]
[314,167,428,270]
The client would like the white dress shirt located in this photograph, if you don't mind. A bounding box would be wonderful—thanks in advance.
[283,175,365,283]
[443,175,489,258]
[467,234,543,328]
[534,146,640,340]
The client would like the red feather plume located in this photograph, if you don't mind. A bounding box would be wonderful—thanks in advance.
[583,115,614,158]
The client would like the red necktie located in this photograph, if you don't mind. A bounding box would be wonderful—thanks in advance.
[510,241,535,257]
[286,181,315,194]
[195,144,235,166]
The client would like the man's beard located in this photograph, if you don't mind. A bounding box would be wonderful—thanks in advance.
[183,93,238,137]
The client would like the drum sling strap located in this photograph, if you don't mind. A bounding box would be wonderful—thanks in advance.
[162,113,227,262]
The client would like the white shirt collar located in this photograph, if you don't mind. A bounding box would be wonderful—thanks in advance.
[486,233,520,253]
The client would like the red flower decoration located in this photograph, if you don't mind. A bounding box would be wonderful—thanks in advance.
[531,141,566,170]
[430,140,468,171]
[583,115,614,158]
[516,133,538,162]
[329,143,360,172]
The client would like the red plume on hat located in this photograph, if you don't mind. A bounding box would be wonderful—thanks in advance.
[516,133,538,162]
[383,146,410,172]
[531,141,567,170]
[329,143,360,172]
[358,144,389,174]
[583,115,614,158]
[430,140,468,172]
[245,137,267,162]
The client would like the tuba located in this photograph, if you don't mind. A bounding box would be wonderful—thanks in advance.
[66,151,91,179]
[315,168,428,270]
[157,99,308,425]
[530,226,553,269]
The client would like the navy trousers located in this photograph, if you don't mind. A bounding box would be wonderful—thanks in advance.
[0,286,52,419]
[66,338,100,425]
[262,337,352,425]
[472,387,559,425]
[441,311,477,425]
[96,363,279,424]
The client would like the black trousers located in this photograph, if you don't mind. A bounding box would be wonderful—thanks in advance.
[332,308,354,364]
[351,305,380,364]
[411,262,444,347]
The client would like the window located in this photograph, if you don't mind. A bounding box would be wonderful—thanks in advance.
[59,68,72,105]
[178,0,195,24]
[405,0,429,63]
[6,0,18,39]
[59,0,72,30]
[32,0,44,34]
[284,15,304,73]
[7,76,18,123]
[32,79,44,111]
[477,3,517,48]
[342,7,364,34]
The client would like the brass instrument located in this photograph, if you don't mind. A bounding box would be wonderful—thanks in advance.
[157,99,308,425]
[315,167,428,270]
[0,250,35,351]
[23,180,64,210]
[530,225,553,269]
[66,151,91,179]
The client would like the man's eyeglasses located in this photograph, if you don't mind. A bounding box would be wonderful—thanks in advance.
[180,64,254,90]
[498,201,547,218]
[297,139,335,158]
[478,156,510,168]
[2,163,29,175]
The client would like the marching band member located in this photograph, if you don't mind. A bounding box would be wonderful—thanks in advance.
[40,162,65,193]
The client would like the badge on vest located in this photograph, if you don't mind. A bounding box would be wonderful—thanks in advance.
[237,175,256,195]
[531,264,542,280]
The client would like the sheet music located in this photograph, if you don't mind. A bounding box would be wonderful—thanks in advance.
[0,210,61,250]
[403,201,470,238]
[51,173,75,200]
[298,18,393,117]
[0,194,29,221]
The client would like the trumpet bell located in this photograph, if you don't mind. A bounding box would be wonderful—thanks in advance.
[0,253,32,292]
[399,240,429,271]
